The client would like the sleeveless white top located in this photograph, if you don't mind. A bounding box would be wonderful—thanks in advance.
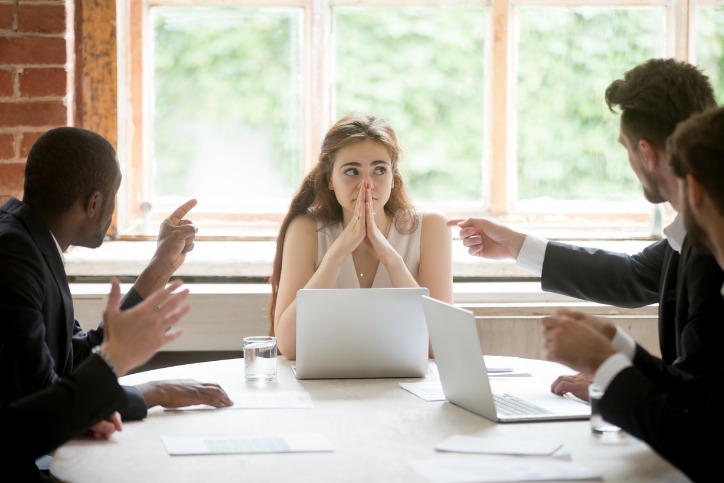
[315,209,424,288]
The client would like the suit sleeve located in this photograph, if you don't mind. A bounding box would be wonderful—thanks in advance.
[600,365,720,482]
[2,354,127,477]
[541,240,664,307]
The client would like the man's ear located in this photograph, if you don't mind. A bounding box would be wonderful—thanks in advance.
[686,174,705,209]
[84,191,103,217]
[638,139,660,171]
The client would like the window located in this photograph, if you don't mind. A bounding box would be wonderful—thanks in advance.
[117,0,724,239]
[694,3,724,100]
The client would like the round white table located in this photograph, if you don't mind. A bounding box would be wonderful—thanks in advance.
[49,357,689,483]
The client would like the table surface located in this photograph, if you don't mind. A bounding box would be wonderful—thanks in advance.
[50,357,689,483]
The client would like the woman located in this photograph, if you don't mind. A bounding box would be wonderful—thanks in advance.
[269,112,453,359]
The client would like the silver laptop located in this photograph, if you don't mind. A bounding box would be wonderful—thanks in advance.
[421,296,590,423]
[294,288,430,379]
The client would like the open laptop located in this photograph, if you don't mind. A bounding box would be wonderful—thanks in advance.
[294,287,430,379]
[421,296,590,422]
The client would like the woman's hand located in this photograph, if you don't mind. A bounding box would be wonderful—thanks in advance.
[334,182,369,256]
[362,184,396,262]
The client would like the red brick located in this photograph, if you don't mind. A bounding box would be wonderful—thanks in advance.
[0,101,66,127]
[19,67,66,96]
[0,5,14,30]
[0,195,11,205]
[0,69,13,97]
[0,162,25,193]
[19,131,42,157]
[18,4,65,34]
[0,37,66,65]
[0,133,14,159]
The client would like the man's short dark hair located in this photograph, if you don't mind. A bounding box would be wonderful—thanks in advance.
[605,58,717,150]
[23,127,118,217]
[669,106,724,215]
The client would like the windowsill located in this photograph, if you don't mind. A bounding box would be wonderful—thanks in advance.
[64,238,659,281]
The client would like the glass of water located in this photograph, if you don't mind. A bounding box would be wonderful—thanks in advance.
[589,383,625,440]
[243,336,277,382]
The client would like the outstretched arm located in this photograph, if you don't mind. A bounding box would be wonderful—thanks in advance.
[133,199,199,299]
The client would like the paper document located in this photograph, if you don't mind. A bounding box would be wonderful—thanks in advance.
[162,432,334,455]
[400,381,447,401]
[409,456,603,482]
[166,390,313,410]
[435,435,563,456]
[400,373,531,402]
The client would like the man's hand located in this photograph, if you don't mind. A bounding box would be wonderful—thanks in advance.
[551,308,618,341]
[447,218,526,260]
[541,309,617,377]
[156,199,199,273]
[136,379,234,409]
[550,373,593,401]
[102,278,189,376]
[83,411,122,440]
[134,199,199,298]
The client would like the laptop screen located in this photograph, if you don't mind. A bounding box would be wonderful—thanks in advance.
[294,287,430,379]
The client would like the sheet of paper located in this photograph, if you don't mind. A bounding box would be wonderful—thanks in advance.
[487,366,515,373]
[488,372,532,377]
[435,435,563,456]
[409,456,603,482]
[400,374,531,402]
[166,390,313,410]
[399,381,446,401]
[162,432,334,455]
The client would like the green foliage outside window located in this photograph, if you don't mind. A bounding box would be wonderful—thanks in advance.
[334,7,486,203]
[516,7,664,202]
[696,6,724,105]
[149,4,724,212]
[152,7,302,207]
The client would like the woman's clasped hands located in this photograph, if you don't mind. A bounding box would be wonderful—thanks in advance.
[340,180,395,261]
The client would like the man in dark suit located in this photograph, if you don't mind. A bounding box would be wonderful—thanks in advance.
[449,58,724,400]
[0,127,233,475]
[3,278,192,482]
[542,105,724,482]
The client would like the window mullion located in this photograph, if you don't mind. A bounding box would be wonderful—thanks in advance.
[669,0,691,60]
[489,0,510,214]
[304,0,329,173]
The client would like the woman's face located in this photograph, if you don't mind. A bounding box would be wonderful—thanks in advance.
[327,139,394,218]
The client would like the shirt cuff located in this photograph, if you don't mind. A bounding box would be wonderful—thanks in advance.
[611,327,637,361]
[515,235,547,276]
[593,353,632,391]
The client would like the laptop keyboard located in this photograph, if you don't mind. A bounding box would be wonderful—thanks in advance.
[494,393,553,416]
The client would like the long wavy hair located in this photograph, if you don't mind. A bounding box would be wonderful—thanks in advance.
[268,113,417,335]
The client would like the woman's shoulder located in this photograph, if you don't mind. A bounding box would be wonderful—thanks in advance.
[415,207,449,224]
[286,213,320,235]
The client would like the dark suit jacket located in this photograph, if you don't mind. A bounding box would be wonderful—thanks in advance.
[0,334,127,483]
[0,198,147,419]
[600,359,723,483]
[542,238,724,382]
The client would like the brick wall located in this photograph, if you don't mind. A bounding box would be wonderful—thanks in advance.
[0,0,71,205]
